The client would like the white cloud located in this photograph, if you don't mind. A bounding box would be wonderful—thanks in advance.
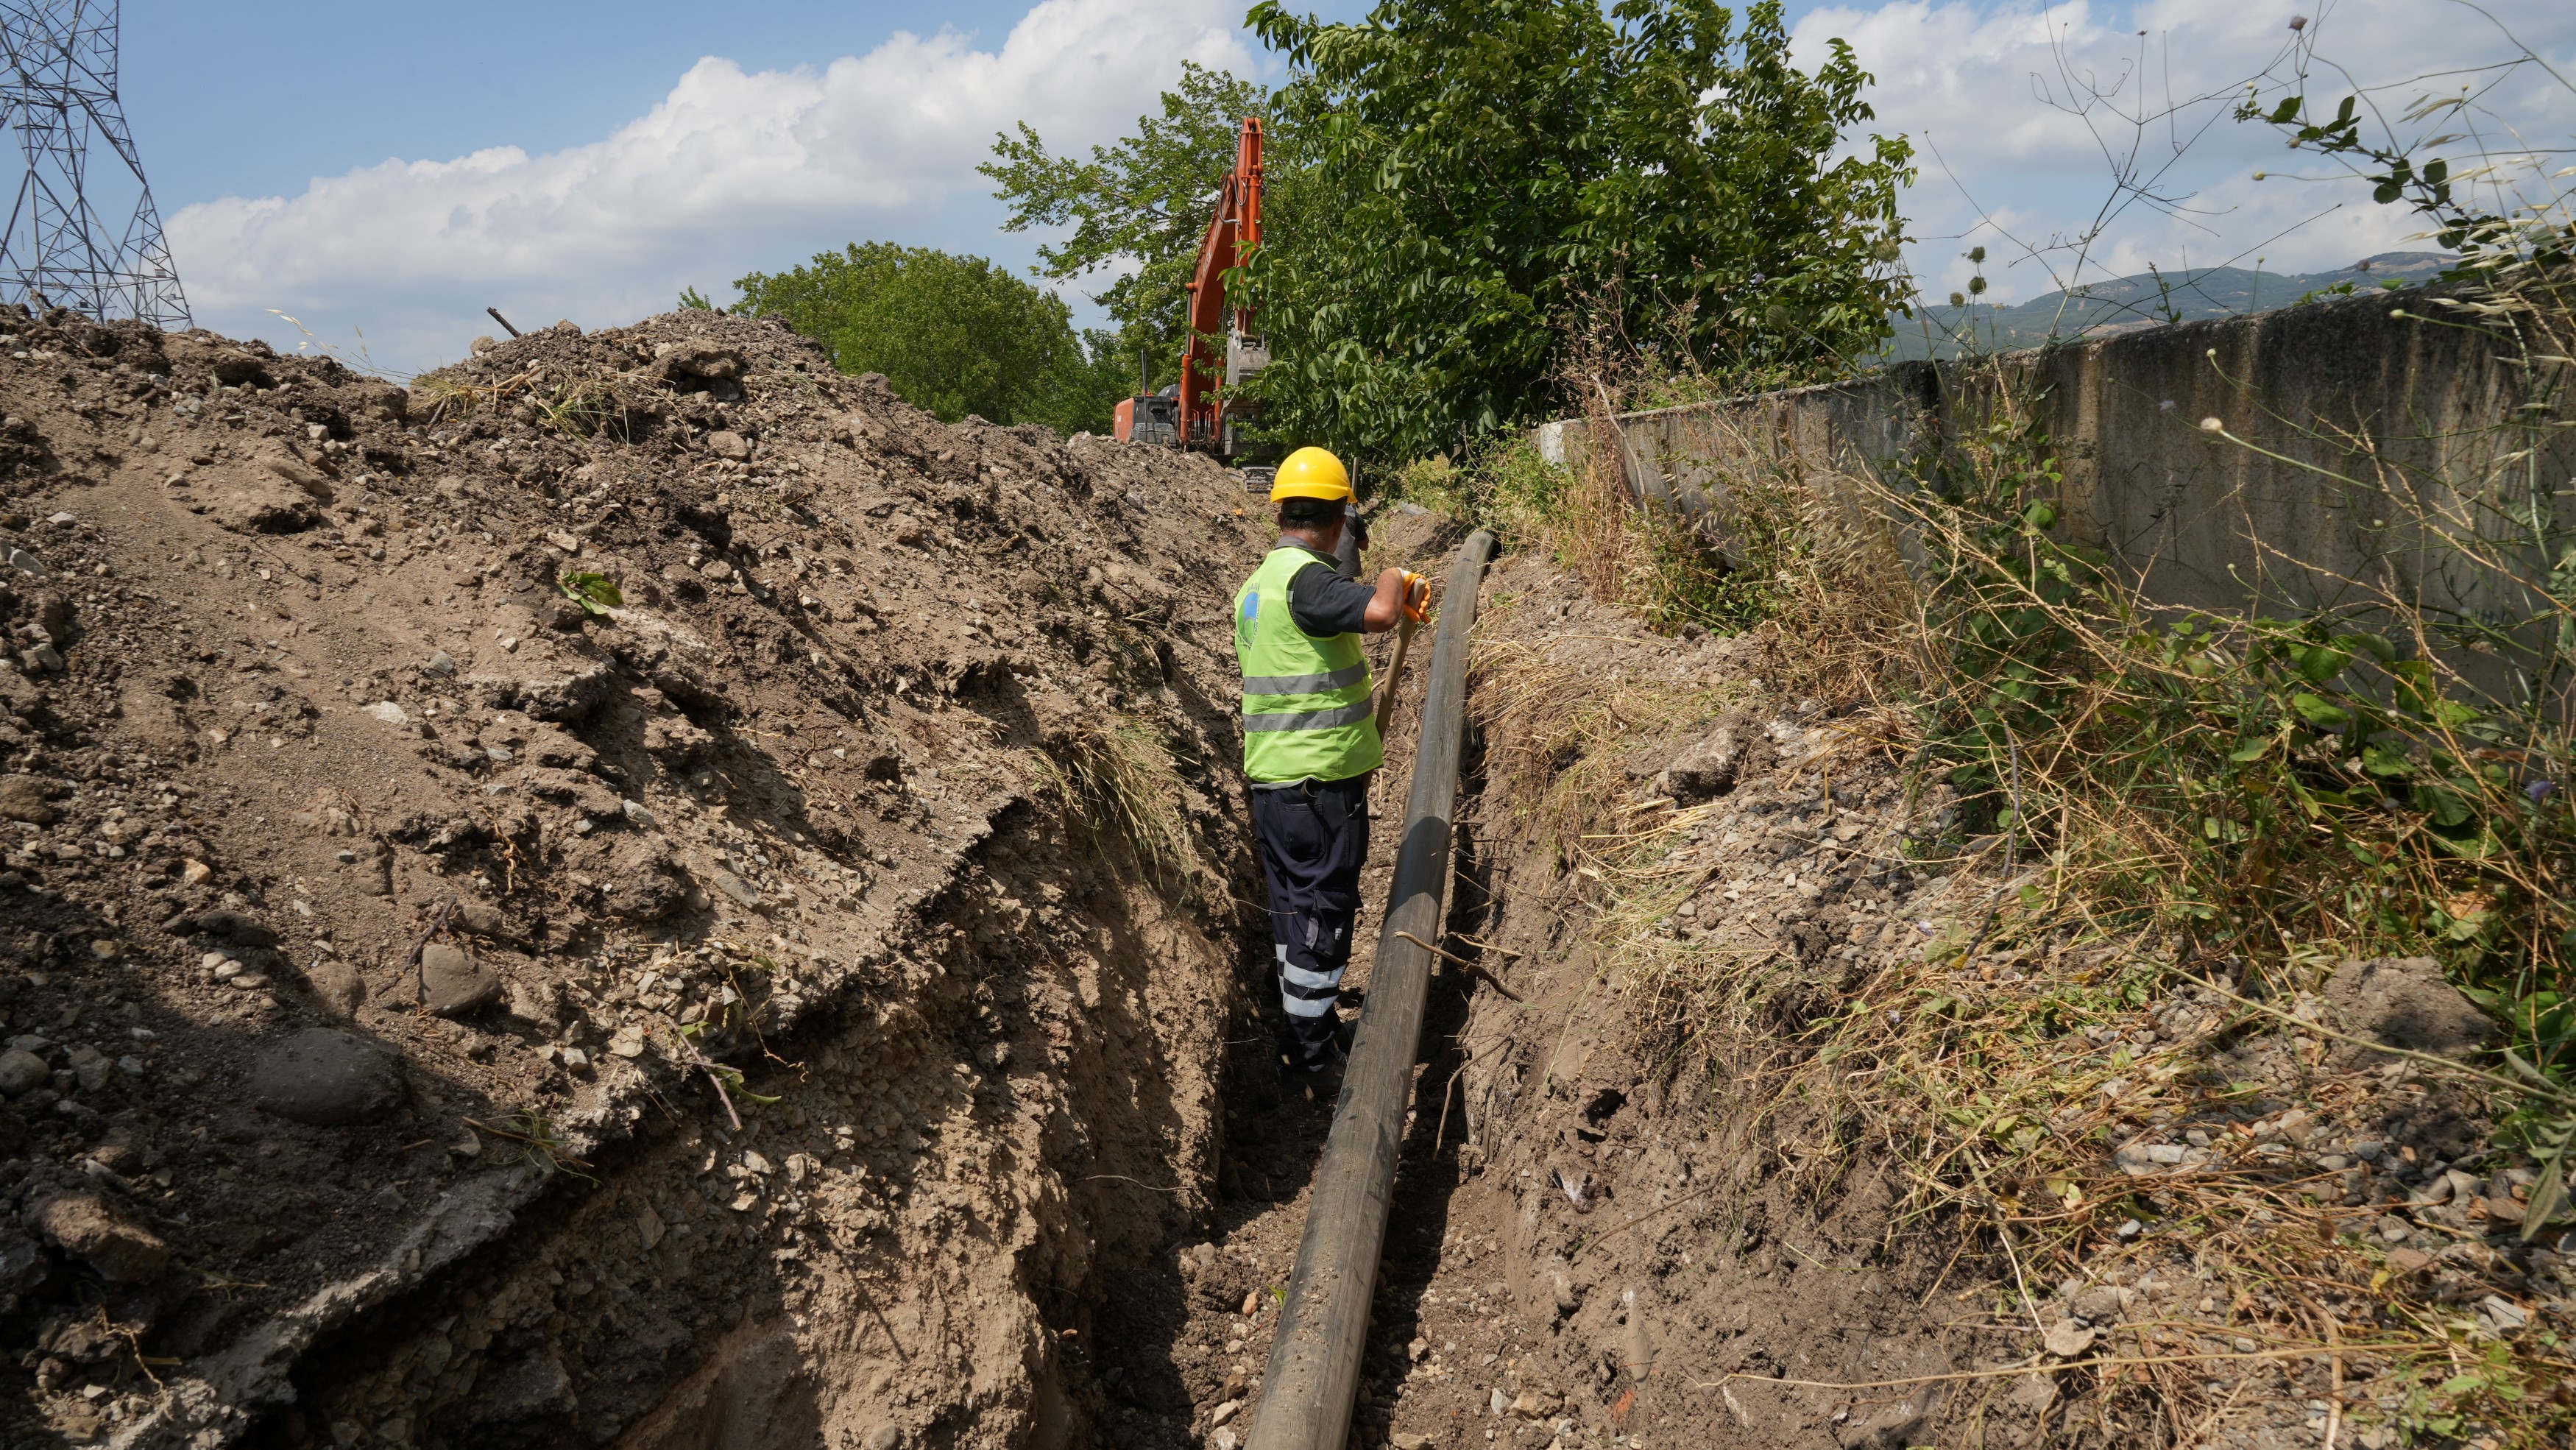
[169,0,2573,359]
[1793,0,2576,303]
[166,0,1253,372]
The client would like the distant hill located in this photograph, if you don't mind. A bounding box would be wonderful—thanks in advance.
[1874,252,2453,361]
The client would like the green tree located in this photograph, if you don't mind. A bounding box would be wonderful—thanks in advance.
[983,1,1912,464]
[732,242,1095,428]
[981,61,1269,389]
[1019,326,1140,436]
[1237,0,1913,463]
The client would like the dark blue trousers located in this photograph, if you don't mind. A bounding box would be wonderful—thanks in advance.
[1250,773,1372,1069]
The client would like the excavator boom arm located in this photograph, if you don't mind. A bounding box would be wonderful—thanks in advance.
[1177,116,1263,448]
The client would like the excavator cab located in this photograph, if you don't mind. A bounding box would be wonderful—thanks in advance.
[1114,386,1181,447]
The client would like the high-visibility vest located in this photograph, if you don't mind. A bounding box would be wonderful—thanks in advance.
[1233,545,1381,783]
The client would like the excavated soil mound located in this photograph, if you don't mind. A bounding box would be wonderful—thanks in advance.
[0,305,1290,1449]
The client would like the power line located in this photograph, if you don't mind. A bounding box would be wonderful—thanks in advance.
[0,1,187,328]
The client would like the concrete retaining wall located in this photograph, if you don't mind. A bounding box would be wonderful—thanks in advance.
[1536,285,2575,633]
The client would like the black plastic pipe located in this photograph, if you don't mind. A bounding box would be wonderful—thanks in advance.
[1245,527,1499,1450]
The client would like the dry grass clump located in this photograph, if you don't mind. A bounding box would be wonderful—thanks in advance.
[1430,402,1798,640]
[1033,718,1206,894]
[1466,624,1733,860]
[411,367,645,441]
[1711,418,1919,707]
[1560,384,1649,606]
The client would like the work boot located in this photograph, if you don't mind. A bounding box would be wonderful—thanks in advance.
[1280,1036,1349,1106]
[1281,1061,1342,1106]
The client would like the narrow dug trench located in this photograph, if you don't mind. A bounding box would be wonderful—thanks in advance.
[7,303,2484,1450]
[1088,522,1989,1450]
[1164,526,2546,1450]
[1125,536,1984,1450]
[233,520,1505,1450]
[313,508,1992,1450]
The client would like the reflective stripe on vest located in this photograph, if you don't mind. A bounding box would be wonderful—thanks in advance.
[1242,662,1368,695]
[1234,546,1383,783]
[1245,699,1376,733]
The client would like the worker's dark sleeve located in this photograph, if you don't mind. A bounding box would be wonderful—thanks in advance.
[1288,561,1373,637]
[1334,503,1370,579]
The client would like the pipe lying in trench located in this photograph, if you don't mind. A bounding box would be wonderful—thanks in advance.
[1247,526,1501,1450]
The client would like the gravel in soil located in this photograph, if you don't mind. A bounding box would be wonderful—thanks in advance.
[0,305,1293,1449]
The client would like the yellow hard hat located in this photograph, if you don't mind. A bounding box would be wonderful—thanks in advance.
[1270,446,1351,503]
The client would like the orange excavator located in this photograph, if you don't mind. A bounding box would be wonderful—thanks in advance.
[1114,116,1269,459]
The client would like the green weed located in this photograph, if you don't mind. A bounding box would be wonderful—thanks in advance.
[466,1110,594,1180]
[558,570,623,615]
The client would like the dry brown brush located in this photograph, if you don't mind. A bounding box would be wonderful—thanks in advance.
[1463,294,2576,1441]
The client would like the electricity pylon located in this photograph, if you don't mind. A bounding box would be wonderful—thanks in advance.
[0,1,188,328]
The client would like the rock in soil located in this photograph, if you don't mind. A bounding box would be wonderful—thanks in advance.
[417,941,503,1016]
[0,771,57,822]
[302,956,368,1014]
[246,1028,403,1125]
[0,1046,46,1094]
[27,1192,169,1284]
[2042,1319,2097,1357]
[1653,710,1756,802]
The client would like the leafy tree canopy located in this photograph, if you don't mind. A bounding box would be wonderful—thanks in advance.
[987,0,1912,465]
[981,62,1269,388]
[730,242,1122,433]
[1241,0,1913,463]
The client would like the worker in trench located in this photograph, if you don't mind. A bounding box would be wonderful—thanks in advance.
[1234,446,1429,1097]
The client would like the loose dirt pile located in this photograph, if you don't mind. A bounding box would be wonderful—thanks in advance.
[0,305,1293,1449]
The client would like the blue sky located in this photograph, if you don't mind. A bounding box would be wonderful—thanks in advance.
[128,1,1196,216]
[120,1,2576,372]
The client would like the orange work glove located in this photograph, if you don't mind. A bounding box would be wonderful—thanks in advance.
[1401,572,1432,623]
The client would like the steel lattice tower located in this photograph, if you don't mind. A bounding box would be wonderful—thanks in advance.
[0,1,185,328]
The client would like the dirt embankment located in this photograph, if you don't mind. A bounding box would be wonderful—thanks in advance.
[0,306,1294,1449]
[1382,563,1990,1449]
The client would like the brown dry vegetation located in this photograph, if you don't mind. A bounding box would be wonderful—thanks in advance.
[1367,322,2576,1446]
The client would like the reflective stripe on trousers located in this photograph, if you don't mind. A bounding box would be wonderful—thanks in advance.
[1249,772,1371,1068]
[1279,944,1343,1017]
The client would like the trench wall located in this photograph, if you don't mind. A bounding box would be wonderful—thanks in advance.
[1538,285,2576,633]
